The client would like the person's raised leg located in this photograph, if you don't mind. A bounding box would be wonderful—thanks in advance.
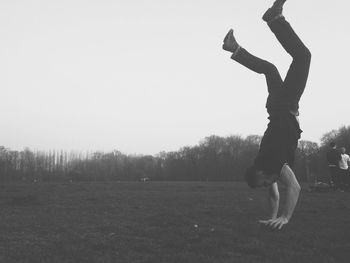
[223,29,283,94]
[262,0,311,113]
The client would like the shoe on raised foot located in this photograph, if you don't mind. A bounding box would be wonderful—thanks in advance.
[222,29,240,54]
[262,0,287,23]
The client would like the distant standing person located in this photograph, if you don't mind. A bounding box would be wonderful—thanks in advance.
[326,142,341,190]
[223,0,311,229]
[339,147,350,189]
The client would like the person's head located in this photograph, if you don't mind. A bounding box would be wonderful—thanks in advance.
[340,147,346,154]
[330,142,336,148]
[244,166,275,188]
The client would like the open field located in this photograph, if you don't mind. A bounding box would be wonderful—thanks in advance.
[0,181,349,263]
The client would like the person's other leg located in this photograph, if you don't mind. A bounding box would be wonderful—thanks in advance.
[329,167,338,190]
[339,169,347,190]
[233,48,283,94]
[345,171,350,190]
[266,16,311,113]
[223,29,283,94]
[333,168,343,190]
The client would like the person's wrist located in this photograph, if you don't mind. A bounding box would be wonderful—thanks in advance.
[280,216,289,222]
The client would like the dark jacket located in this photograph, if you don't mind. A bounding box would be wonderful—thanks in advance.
[326,148,341,166]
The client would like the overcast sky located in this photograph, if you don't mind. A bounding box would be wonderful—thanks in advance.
[1,0,349,155]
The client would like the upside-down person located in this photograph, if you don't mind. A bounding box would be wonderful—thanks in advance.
[223,0,311,229]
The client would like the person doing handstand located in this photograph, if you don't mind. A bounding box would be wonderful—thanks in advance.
[223,0,311,230]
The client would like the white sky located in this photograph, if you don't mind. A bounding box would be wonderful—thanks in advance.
[1,0,349,155]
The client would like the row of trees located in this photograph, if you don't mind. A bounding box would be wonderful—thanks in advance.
[1,126,349,183]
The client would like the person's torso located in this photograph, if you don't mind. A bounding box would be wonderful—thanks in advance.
[254,113,302,176]
[339,154,350,170]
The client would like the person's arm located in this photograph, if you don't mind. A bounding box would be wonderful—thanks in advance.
[268,182,279,219]
[278,164,301,220]
[259,164,301,229]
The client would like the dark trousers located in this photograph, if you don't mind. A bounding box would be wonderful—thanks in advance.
[232,17,311,114]
[329,166,342,190]
[339,169,350,188]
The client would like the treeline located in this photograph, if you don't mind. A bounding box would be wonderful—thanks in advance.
[1,126,349,182]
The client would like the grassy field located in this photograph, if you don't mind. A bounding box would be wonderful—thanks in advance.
[0,181,349,263]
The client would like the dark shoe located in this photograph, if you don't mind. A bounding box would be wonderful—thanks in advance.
[222,29,240,54]
[262,0,286,23]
